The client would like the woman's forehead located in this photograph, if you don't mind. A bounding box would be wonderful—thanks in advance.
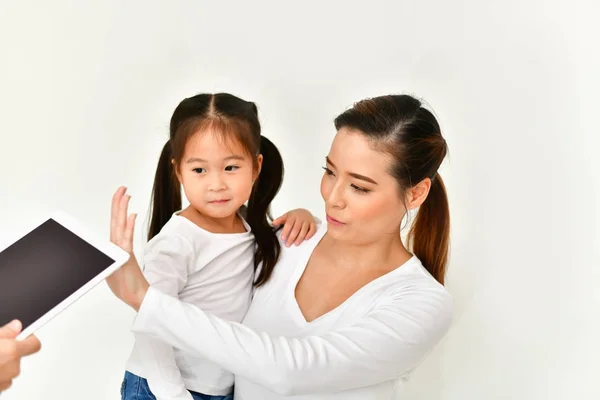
[329,128,393,169]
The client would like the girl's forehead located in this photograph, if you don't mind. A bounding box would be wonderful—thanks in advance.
[184,129,252,159]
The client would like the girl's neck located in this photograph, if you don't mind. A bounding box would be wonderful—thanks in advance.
[179,206,246,234]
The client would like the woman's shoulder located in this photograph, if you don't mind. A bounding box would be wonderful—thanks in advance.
[381,256,453,319]
[256,220,326,288]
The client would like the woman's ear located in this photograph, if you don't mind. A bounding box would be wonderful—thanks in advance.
[406,177,432,210]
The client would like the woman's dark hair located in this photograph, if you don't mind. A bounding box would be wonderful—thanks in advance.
[148,93,284,287]
[334,94,450,284]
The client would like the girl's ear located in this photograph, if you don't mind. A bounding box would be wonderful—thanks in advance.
[253,154,263,182]
[172,159,182,183]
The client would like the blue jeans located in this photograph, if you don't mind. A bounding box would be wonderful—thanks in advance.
[121,371,233,400]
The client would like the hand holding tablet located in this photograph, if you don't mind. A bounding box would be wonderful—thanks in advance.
[0,320,41,392]
[0,211,130,341]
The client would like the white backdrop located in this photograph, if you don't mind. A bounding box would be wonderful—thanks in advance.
[1,1,598,399]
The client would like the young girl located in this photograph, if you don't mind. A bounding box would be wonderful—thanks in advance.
[120,93,317,400]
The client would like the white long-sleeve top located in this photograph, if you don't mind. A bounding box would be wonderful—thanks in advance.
[131,222,453,400]
[125,212,255,399]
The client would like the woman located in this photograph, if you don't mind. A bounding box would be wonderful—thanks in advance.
[107,94,453,399]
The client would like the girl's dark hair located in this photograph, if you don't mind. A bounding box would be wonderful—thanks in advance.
[148,93,284,287]
[334,94,450,284]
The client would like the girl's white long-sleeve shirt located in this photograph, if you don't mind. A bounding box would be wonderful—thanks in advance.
[131,222,453,400]
[125,213,255,399]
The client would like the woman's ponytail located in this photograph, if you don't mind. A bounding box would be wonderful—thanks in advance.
[407,174,450,284]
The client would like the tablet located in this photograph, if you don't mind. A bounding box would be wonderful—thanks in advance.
[0,210,130,340]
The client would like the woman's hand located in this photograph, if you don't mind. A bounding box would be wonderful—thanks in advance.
[106,186,149,311]
[272,208,317,247]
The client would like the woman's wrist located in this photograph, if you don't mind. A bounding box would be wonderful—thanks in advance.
[132,281,150,312]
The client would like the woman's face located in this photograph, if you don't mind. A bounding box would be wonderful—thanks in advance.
[320,127,408,245]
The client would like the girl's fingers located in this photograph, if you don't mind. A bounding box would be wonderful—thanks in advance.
[286,221,302,247]
[272,212,287,227]
[281,218,295,243]
[294,221,310,246]
[306,222,317,240]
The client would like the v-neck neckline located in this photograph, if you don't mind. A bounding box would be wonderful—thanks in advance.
[287,227,416,326]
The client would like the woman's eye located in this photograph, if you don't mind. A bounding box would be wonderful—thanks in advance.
[322,166,369,193]
[322,166,334,176]
[351,184,370,194]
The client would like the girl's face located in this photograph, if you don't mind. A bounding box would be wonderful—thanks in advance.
[176,129,261,220]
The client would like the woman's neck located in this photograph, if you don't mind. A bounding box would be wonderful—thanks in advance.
[321,230,412,273]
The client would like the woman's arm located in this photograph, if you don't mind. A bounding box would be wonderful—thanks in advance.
[132,285,452,396]
[107,186,452,395]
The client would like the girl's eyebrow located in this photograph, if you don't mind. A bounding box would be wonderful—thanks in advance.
[186,155,245,163]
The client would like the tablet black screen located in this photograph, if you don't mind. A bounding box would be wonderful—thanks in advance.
[0,218,115,331]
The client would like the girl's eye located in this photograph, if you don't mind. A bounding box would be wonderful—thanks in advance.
[225,165,239,172]
[192,168,206,174]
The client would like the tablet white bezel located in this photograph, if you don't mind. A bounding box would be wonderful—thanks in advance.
[13,210,130,340]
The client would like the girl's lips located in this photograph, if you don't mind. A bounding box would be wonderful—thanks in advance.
[209,199,230,204]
